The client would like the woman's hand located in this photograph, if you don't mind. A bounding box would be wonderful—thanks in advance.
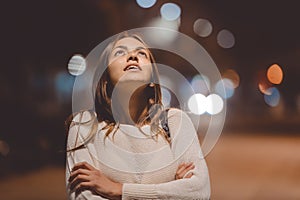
[68,162,122,200]
[175,162,195,180]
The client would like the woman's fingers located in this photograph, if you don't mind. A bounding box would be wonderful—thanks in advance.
[176,162,192,175]
[70,174,90,191]
[72,161,95,171]
[69,168,90,182]
[74,181,95,196]
[182,163,195,176]
[69,162,99,192]
[184,172,194,179]
[176,162,191,175]
[175,162,195,179]
[177,162,185,169]
[69,162,105,189]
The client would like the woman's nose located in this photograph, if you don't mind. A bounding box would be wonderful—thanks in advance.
[127,51,138,62]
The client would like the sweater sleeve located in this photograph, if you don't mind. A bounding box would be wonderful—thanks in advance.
[122,109,211,200]
[66,117,108,200]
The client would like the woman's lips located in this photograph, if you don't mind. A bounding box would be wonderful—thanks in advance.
[123,64,141,71]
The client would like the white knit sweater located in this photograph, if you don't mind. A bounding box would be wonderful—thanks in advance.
[66,108,210,200]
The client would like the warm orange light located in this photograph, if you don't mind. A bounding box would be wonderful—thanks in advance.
[257,70,272,95]
[267,64,283,84]
[222,69,240,88]
[258,82,272,95]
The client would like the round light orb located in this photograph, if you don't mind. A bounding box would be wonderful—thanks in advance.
[160,3,181,21]
[214,78,235,99]
[264,87,280,107]
[267,64,283,84]
[206,94,224,115]
[193,18,213,37]
[217,29,235,48]
[136,0,156,8]
[68,54,86,76]
[188,93,207,115]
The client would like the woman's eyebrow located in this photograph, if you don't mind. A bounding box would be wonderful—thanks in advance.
[113,46,147,51]
[135,46,146,51]
[113,45,128,50]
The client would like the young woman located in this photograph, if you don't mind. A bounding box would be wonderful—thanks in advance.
[66,33,210,200]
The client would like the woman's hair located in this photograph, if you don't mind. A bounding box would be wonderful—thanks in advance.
[66,32,170,151]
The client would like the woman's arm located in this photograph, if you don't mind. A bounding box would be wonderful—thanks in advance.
[67,109,210,200]
[66,121,110,200]
[68,137,210,200]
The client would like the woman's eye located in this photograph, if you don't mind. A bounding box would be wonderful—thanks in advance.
[138,51,148,58]
[114,50,125,56]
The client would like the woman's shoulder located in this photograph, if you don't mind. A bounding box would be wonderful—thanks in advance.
[67,110,98,148]
[69,110,97,129]
[165,107,196,136]
[72,110,95,123]
[166,107,190,121]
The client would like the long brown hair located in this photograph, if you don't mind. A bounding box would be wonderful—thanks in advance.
[66,32,170,151]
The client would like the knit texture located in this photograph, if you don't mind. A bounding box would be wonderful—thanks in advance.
[66,108,210,200]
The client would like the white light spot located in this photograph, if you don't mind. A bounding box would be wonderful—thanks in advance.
[217,29,235,48]
[160,3,181,21]
[68,54,86,76]
[188,93,207,115]
[136,0,156,8]
[193,18,213,37]
[206,94,224,115]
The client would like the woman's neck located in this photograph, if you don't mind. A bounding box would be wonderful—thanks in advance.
[111,81,149,125]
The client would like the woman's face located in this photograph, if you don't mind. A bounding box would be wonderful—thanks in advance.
[107,37,153,86]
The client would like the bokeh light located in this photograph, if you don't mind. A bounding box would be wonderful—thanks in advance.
[267,64,284,84]
[160,3,181,21]
[191,74,210,95]
[258,82,272,95]
[146,17,180,45]
[0,140,10,156]
[161,87,172,108]
[222,69,240,88]
[215,78,235,99]
[68,54,86,76]
[188,93,207,115]
[257,70,272,95]
[217,29,235,48]
[264,87,280,107]
[193,18,213,37]
[206,94,224,115]
[136,0,156,8]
